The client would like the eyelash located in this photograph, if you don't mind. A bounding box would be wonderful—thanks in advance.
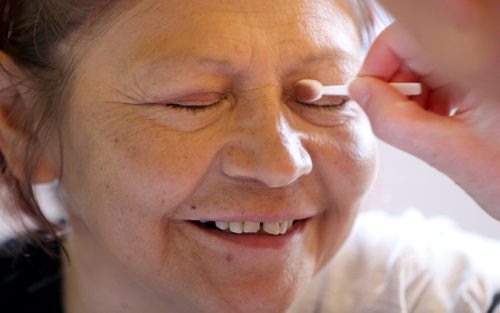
[163,96,228,112]
[162,95,349,112]
[296,96,349,110]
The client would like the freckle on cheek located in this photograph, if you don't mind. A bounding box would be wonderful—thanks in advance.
[191,205,197,210]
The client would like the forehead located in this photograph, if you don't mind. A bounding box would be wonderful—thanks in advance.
[76,0,362,87]
[116,0,359,39]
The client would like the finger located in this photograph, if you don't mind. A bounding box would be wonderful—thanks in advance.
[359,23,428,77]
[348,76,462,163]
[390,63,419,83]
[425,86,457,116]
[389,65,430,110]
[357,24,404,80]
[444,0,476,26]
[379,0,476,30]
[360,23,442,88]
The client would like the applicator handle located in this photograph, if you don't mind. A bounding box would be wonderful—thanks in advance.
[323,82,422,96]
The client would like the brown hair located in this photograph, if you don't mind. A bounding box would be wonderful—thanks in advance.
[0,0,120,249]
[0,0,378,248]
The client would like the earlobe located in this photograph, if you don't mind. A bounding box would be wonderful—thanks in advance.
[0,52,60,184]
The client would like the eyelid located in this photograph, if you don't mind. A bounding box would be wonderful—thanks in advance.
[166,92,227,105]
[163,95,229,111]
[297,95,349,108]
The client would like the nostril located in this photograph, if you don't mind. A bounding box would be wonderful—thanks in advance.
[264,151,312,188]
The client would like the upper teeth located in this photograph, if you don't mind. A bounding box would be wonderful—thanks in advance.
[210,220,294,235]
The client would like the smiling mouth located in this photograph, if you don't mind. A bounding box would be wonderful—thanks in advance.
[191,219,299,236]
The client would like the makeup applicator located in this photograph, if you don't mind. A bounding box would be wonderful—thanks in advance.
[294,79,422,103]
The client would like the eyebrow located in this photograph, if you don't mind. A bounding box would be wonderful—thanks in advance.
[299,50,356,67]
[132,54,236,78]
[131,48,355,81]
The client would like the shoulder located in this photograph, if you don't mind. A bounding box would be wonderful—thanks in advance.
[292,210,500,313]
[0,236,63,313]
[341,210,500,313]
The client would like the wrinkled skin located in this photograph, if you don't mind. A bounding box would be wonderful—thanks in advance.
[42,0,378,312]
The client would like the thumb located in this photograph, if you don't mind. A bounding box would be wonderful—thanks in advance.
[348,76,461,165]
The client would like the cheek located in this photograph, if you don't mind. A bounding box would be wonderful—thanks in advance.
[59,118,229,293]
[308,119,378,203]
[59,107,224,246]
[306,117,377,267]
[76,125,223,211]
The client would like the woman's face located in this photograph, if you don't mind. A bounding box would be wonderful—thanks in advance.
[56,0,377,312]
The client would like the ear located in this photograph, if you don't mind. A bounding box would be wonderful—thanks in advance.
[0,51,59,184]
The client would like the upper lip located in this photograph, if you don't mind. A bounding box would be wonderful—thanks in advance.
[181,213,317,223]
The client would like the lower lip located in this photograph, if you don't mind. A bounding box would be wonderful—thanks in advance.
[185,219,308,250]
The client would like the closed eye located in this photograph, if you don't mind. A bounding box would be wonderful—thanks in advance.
[163,95,228,112]
[297,95,349,110]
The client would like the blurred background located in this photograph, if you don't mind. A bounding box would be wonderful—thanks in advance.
[363,140,500,240]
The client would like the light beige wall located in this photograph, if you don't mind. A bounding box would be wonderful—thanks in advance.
[363,140,500,240]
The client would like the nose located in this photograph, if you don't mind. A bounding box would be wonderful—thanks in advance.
[220,92,313,188]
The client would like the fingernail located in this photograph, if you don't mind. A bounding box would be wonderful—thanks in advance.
[348,77,371,106]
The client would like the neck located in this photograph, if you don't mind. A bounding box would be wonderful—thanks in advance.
[62,222,195,313]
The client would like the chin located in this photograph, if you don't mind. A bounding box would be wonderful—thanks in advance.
[206,289,299,313]
[196,264,315,313]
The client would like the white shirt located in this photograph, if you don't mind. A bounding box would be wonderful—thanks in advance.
[289,210,500,313]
